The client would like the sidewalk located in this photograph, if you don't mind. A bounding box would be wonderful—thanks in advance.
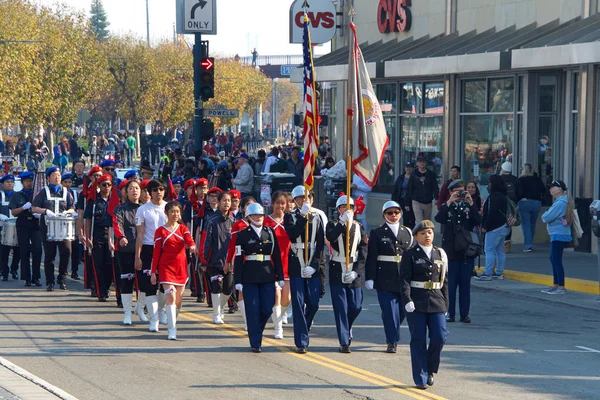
[478,242,600,295]
[0,357,76,400]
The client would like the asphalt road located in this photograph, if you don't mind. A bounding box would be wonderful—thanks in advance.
[1,277,599,400]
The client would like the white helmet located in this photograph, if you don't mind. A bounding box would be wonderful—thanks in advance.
[291,185,305,199]
[335,195,355,208]
[245,203,265,216]
[382,201,401,213]
[171,138,178,143]
[108,137,115,142]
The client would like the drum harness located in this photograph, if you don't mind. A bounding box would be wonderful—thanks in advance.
[0,191,13,218]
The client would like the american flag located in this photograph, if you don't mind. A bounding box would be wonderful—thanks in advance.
[302,14,319,191]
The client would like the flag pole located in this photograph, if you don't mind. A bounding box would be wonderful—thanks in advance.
[345,9,356,273]
[303,5,310,267]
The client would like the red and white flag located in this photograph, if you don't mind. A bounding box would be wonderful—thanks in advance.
[302,14,319,190]
[347,23,389,187]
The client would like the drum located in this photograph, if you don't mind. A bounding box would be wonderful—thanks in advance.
[46,214,76,242]
[1,218,18,247]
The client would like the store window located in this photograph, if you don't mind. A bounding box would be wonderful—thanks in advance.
[570,72,580,196]
[538,75,558,199]
[374,83,398,191]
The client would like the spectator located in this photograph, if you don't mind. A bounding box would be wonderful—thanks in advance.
[232,153,254,197]
[406,156,439,224]
[500,161,519,252]
[254,149,267,175]
[540,180,573,295]
[477,175,509,281]
[434,179,481,323]
[437,166,461,208]
[264,147,285,173]
[392,161,416,229]
[466,181,482,213]
[0,137,4,154]
[517,163,546,253]
[287,146,303,186]
[126,131,136,167]
[16,138,26,165]
[5,140,14,156]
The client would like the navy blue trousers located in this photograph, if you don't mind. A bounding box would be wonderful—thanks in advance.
[405,311,448,386]
[330,284,362,346]
[290,275,322,348]
[243,282,276,349]
[376,290,405,344]
[448,258,474,319]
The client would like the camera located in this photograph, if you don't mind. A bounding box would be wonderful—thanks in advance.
[458,190,467,197]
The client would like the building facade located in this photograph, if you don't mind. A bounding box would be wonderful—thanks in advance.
[293,0,600,251]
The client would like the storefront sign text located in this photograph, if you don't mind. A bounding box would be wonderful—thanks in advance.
[377,0,412,34]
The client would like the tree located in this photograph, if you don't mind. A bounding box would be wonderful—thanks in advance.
[90,0,110,41]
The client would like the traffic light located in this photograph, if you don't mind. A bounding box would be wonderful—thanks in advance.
[201,118,215,142]
[293,113,303,127]
[198,57,215,101]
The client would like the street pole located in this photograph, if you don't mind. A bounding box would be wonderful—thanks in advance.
[272,78,277,139]
[146,0,150,46]
[193,33,204,161]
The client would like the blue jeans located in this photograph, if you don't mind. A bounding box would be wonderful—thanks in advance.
[550,241,568,286]
[518,199,542,249]
[483,226,509,276]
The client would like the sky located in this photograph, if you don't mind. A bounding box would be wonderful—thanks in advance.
[35,0,331,57]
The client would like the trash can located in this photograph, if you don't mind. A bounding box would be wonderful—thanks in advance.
[324,179,347,220]
[575,197,593,253]
[253,173,297,214]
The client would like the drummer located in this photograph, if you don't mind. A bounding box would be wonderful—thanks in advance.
[62,173,80,280]
[8,172,42,287]
[78,166,102,296]
[0,174,21,282]
[32,166,75,292]
[124,170,140,183]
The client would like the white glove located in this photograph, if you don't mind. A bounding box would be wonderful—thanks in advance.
[365,280,374,290]
[302,266,316,278]
[300,202,311,216]
[277,280,285,289]
[71,212,78,218]
[0,214,8,221]
[22,202,32,210]
[45,210,56,218]
[33,213,41,219]
[405,301,415,313]
[342,271,358,284]
[235,283,243,292]
[339,210,354,225]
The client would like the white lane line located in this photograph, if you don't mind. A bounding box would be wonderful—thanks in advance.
[0,356,79,400]
[545,346,600,354]
[576,346,600,353]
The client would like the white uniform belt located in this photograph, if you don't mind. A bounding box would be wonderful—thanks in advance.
[410,281,442,290]
[332,255,357,264]
[377,255,402,263]
[291,243,315,250]
[246,254,271,261]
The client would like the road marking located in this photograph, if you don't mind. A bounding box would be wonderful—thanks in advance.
[545,346,600,354]
[576,346,600,353]
[0,355,78,400]
[179,311,448,400]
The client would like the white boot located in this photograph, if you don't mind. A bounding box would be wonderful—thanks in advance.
[122,293,133,325]
[136,292,149,323]
[166,305,177,340]
[220,294,230,322]
[238,300,247,331]
[158,291,168,325]
[212,293,223,324]
[281,305,289,324]
[272,305,283,339]
[146,295,159,332]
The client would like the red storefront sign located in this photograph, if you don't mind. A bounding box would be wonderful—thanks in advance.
[377,0,412,33]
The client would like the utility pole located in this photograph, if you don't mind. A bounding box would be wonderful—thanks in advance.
[146,0,150,46]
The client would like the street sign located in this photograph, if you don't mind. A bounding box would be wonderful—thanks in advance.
[280,65,295,76]
[203,109,240,118]
[176,0,217,35]
[77,108,91,126]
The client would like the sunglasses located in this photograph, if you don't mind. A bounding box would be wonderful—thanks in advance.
[100,183,112,187]
[92,174,102,178]
[385,210,401,216]
[152,187,165,192]
[105,168,115,172]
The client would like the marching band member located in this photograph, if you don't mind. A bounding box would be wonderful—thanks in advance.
[139,180,150,204]
[285,186,325,354]
[118,179,129,200]
[78,166,102,296]
[140,165,154,181]
[62,173,80,280]
[124,169,140,183]
[202,191,234,324]
[32,166,75,292]
[399,220,449,390]
[326,195,367,353]
[150,201,196,340]
[182,177,208,303]
[135,179,167,332]
[229,190,243,221]
[0,174,20,281]
[113,180,142,325]
[264,191,291,339]
[365,201,414,353]
[172,177,183,199]
[234,203,284,353]
[8,172,41,287]
[84,174,118,302]
[180,178,196,296]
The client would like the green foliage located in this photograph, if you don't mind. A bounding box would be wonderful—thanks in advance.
[90,0,110,41]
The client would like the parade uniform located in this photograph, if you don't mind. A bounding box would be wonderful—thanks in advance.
[7,177,41,286]
[76,190,95,294]
[32,182,74,289]
[284,207,325,350]
[365,222,414,349]
[399,223,449,388]
[84,191,114,301]
[182,197,205,301]
[325,218,367,350]
[151,224,194,284]
[0,186,20,280]
[234,223,284,351]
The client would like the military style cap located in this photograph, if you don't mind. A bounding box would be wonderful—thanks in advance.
[412,219,435,235]
[447,179,466,191]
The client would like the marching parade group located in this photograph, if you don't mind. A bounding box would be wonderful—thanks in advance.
[0,156,451,390]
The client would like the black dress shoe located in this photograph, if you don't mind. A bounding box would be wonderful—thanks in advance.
[25,280,32,287]
[1,276,8,282]
[71,273,80,280]
[59,282,67,290]
[251,347,262,353]
[228,305,238,314]
[11,271,19,280]
[416,384,427,390]
[34,279,42,287]
[339,345,351,354]
[446,315,455,322]
[427,374,434,386]
[460,316,471,324]
[198,293,206,303]
[46,283,55,291]
[296,347,307,354]
[190,291,197,297]
[98,296,107,302]
[386,343,397,353]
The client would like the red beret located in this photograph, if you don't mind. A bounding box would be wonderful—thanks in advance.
[229,189,241,199]
[96,174,113,185]
[184,179,196,190]
[140,180,150,190]
[207,187,223,195]
[119,179,130,190]
[87,166,102,177]
[196,178,209,187]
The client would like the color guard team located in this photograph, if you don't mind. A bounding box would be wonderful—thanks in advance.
[0,159,450,390]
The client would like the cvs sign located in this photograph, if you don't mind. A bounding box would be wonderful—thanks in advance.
[377,0,412,34]
[289,0,336,44]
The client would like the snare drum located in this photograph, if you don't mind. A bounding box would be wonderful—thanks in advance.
[1,218,18,247]
[46,214,77,241]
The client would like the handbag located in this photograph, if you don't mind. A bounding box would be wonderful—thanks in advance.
[454,225,482,258]
[571,209,583,239]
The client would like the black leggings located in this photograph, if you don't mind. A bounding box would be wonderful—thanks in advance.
[206,266,233,295]
[118,252,135,294]
[137,245,158,296]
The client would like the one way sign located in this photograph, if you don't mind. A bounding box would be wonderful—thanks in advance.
[177,0,217,35]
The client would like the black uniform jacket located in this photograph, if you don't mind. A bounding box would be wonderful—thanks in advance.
[399,245,449,314]
[434,201,481,260]
[234,225,284,285]
[113,202,140,253]
[203,213,234,270]
[84,196,113,242]
[365,223,413,292]
[284,210,325,278]
[325,220,367,288]
[8,190,39,229]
